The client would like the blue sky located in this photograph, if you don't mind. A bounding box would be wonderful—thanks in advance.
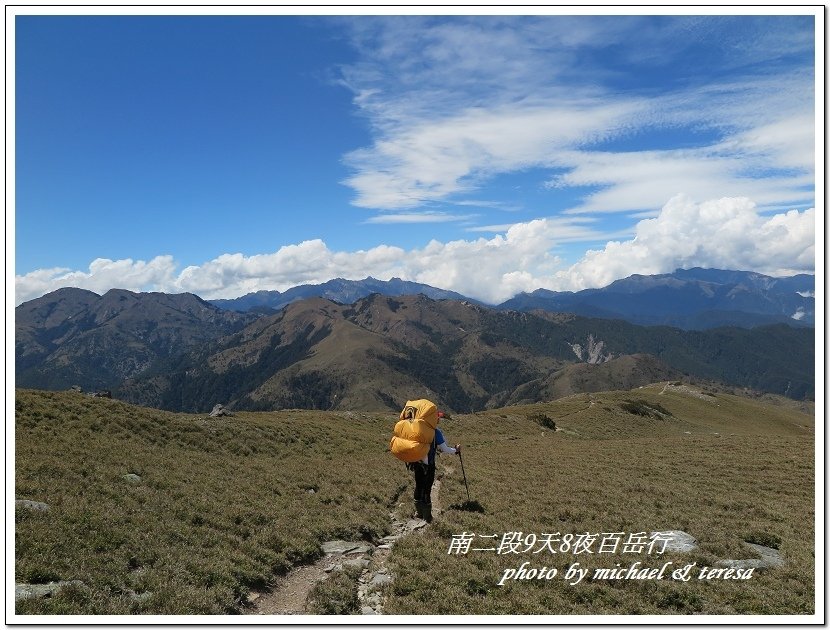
[13,11,818,304]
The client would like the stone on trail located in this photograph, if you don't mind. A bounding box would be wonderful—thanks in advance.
[124,473,142,483]
[321,540,373,555]
[342,558,371,570]
[405,518,427,532]
[361,606,378,615]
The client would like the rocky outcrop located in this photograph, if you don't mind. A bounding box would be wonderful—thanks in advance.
[570,335,612,364]
[209,404,234,417]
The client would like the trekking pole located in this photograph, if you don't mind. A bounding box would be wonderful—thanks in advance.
[458,450,471,503]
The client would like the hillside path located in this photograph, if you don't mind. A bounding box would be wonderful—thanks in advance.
[245,467,447,615]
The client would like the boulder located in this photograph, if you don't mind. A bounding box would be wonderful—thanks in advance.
[209,404,234,418]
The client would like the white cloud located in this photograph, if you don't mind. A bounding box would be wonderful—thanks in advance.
[554,142,815,215]
[15,256,177,305]
[15,196,815,307]
[554,196,815,290]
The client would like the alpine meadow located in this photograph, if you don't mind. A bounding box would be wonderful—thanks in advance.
[15,384,814,615]
[11,10,820,623]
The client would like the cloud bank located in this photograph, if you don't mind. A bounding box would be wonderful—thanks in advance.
[16,196,815,306]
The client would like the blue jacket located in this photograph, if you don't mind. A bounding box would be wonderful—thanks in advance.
[427,429,446,465]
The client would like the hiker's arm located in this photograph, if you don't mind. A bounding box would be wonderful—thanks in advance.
[437,442,458,455]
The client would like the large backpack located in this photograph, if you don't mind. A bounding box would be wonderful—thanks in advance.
[390,399,439,463]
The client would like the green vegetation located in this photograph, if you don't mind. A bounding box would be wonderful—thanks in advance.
[525,413,557,431]
[618,399,673,419]
[15,384,814,615]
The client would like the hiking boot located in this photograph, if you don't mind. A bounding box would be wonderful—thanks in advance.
[414,500,428,520]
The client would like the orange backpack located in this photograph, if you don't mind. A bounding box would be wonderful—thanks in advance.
[389,399,439,463]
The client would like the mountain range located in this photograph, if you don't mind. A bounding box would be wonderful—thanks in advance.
[209,276,472,314]
[16,287,813,413]
[209,268,814,330]
[15,288,255,391]
[499,267,814,329]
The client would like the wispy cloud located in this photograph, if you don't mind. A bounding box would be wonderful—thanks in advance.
[336,16,814,219]
[364,212,474,224]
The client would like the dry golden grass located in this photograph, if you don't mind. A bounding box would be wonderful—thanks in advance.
[385,385,814,614]
[15,390,402,614]
[15,384,814,615]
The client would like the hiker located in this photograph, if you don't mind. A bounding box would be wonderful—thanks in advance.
[390,400,461,523]
[410,412,461,522]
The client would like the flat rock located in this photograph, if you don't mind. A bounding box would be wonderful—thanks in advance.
[651,530,698,553]
[361,606,378,615]
[342,558,370,570]
[405,519,427,531]
[124,473,142,483]
[716,542,784,570]
[321,540,373,555]
[15,500,50,512]
[15,581,83,601]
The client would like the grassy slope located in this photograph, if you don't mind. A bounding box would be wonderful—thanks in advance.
[15,390,403,614]
[15,386,814,615]
[387,385,815,615]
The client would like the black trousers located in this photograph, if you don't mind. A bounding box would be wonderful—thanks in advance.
[412,462,436,504]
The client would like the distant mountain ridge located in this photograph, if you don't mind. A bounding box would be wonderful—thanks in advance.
[207,268,814,331]
[498,267,814,329]
[114,293,813,413]
[209,276,472,313]
[15,268,816,412]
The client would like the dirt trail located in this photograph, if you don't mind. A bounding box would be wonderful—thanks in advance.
[247,562,331,615]
[245,466,449,615]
